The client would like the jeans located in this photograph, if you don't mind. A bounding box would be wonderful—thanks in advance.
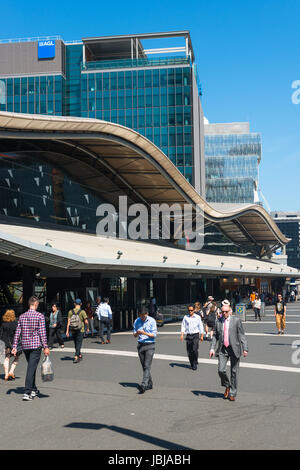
[99,318,112,342]
[253,308,261,320]
[137,342,155,388]
[186,333,199,368]
[71,330,84,357]
[24,348,42,395]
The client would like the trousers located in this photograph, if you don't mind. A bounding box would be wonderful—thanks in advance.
[24,348,42,394]
[48,327,64,347]
[71,330,84,357]
[137,342,155,387]
[186,333,199,368]
[218,345,240,397]
[99,318,112,342]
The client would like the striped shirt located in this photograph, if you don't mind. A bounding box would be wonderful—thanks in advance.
[13,310,48,351]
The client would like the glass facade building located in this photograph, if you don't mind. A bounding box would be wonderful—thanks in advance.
[204,122,262,204]
[0,33,205,192]
[272,212,300,270]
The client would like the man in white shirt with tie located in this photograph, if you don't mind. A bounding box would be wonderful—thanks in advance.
[209,305,248,401]
[180,305,204,370]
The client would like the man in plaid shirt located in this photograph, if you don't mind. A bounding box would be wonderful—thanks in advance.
[12,296,50,401]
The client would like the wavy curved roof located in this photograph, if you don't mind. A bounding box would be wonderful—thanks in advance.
[0,111,288,257]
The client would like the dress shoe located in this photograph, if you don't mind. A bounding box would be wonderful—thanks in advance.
[224,387,230,399]
[229,396,236,402]
[137,384,146,394]
[8,373,15,380]
[145,383,153,390]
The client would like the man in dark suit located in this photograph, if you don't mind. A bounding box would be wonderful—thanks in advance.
[209,304,248,401]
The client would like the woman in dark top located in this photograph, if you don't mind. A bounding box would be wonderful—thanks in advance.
[0,309,21,380]
[48,303,64,349]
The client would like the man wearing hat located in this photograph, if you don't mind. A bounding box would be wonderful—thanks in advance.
[133,307,157,394]
[66,299,89,363]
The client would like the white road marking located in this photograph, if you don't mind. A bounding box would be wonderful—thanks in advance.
[52,348,300,374]
[112,331,300,337]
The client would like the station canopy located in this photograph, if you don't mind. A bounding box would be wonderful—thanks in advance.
[0,111,290,266]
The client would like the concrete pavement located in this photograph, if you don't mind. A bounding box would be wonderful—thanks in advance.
[1,304,300,450]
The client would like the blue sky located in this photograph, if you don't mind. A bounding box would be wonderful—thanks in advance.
[2,0,299,210]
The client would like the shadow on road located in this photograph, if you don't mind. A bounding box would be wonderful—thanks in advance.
[119,382,140,389]
[169,363,191,369]
[64,422,193,450]
[192,390,224,399]
[6,386,49,398]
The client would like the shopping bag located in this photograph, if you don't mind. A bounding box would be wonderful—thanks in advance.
[0,340,5,364]
[41,355,54,382]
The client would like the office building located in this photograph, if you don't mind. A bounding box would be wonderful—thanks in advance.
[204,121,261,204]
[0,32,205,194]
[272,212,300,270]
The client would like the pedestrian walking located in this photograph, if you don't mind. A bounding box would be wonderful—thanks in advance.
[85,301,95,337]
[98,298,113,344]
[0,309,21,381]
[202,296,215,339]
[253,294,261,321]
[209,304,248,401]
[11,296,50,401]
[180,305,204,370]
[66,299,89,363]
[194,301,204,320]
[274,293,286,335]
[133,307,157,394]
[48,303,64,349]
[93,296,101,337]
[205,302,218,340]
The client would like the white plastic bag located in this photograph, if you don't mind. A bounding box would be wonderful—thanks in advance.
[41,356,54,382]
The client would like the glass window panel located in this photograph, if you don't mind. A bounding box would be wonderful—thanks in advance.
[145,88,152,107]
[168,68,175,86]
[168,87,175,106]
[103,74,110,91]
[183,68,191,86]
[47,76,53,94]
[21,78,27,96]
[7,79,13,96]
[161,127,168,146]
[152,70,159,87]
[88,75,95,92]
[14,78,20,95]
[96,75,102,91]
[138,89,145,108]
[138,108,145,127]
[138,70,144,88]
[153,107,160,126]
[40,77,46,94]
[175,68,182,85]
[117,72,125,89]
[176,106,183,125]
[110,73,117,90]
[145,70,152,88]
[184,106,192,125]
[28,77,34,95]
[125,72,132,89]
[175,86,183,105]
[168,107,176,125]
[176,127,183,146]
[145,108,153,127]
[161,107,168,126]
[146,128,153,141]
[159,70,167,86]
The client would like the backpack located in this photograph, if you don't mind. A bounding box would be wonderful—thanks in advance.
[69,309,82,331]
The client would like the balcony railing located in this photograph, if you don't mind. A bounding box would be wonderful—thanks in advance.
[81,56,190,72]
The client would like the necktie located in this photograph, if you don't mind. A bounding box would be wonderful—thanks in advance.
[224,318,229,347]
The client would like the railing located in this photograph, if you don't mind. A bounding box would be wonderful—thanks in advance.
[81,56,190,72]
[0,35,62,44]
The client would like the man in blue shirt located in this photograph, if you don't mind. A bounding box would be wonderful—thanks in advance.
[133,307,157,394]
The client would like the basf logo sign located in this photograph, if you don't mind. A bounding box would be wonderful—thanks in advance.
[38,40,55,60]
